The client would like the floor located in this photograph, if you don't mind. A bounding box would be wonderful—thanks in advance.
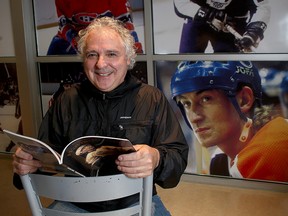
[1,154,288,216]
[1,154,31,216]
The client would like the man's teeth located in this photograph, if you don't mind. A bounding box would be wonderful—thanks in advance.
[96,71,113,76]
[99,73,109,76]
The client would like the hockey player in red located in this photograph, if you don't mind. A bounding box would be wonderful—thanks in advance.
[47,0,143,55]
[174,0,271,53]
[171,61,288,182]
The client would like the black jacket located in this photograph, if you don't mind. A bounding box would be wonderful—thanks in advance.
[14,72,188,211]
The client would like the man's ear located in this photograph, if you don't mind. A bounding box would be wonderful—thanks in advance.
[236,86,254,113]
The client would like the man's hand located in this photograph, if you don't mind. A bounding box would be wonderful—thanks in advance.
[12,147,42,175]
[116,144,160,178]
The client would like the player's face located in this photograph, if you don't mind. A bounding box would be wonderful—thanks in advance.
[178,89,242,148]
[83,27,130,92]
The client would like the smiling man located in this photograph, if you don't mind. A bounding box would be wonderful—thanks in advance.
[78,19,135,92]
[12,17,188,215]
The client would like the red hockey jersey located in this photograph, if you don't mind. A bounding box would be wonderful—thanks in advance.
[55,0,142,53]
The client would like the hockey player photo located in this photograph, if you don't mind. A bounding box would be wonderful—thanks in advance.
[170,61,288,182]
[156,60,288,183]
[46,0,143,55]
[174,0,271,53]
[153,0,288,54]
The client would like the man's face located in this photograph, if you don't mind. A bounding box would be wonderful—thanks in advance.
[177,89,242,148]
[83,27,130,92]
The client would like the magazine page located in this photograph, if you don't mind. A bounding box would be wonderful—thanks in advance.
[3,129,61,165]
[61,136,136,177]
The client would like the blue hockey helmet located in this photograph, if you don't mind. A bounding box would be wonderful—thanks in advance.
[171,61,262,122]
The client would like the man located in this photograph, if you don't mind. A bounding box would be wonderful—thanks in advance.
[170,61,288,182]
[13,17,188,214]
[174,0,271,53]
[46,0,143,107]
[47,0,143,55]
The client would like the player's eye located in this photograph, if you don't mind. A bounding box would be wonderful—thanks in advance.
[181,100,192,109]
[201,96,210,103]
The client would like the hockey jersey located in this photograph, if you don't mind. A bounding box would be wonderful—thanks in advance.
[54,0,142,53]
[230,117,288,182]
[174,0,270,24]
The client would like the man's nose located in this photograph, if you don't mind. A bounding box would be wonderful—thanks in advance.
[189,105,202,123]
[95,55,107,68]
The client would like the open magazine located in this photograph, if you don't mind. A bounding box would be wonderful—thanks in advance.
[4,129,136,177]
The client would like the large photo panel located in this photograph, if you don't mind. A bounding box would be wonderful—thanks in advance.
[153,0,288,54]
[0,0,15,57]
[156,60,288,183]
[34,0,145,56]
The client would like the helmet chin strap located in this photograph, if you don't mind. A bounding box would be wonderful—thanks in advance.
[228,96,253,142]
[239,117,252,142]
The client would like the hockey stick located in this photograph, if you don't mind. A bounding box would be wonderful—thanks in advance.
[225,24,255,53]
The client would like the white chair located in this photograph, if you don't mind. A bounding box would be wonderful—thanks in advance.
[20,173,153,216]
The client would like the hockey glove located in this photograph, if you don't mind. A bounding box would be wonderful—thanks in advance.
[194,7,227,32]
[237,21,267,52]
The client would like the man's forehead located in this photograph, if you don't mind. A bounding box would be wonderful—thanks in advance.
[181,89,209,96]
[180,89,223,97]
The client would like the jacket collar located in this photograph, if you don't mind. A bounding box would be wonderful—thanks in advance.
[80,72,142,100]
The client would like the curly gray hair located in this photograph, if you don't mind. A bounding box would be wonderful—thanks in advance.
[77,17,137,69]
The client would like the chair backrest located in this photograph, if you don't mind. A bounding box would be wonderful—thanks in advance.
[20,173,153,216]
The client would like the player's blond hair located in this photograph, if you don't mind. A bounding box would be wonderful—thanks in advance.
[253,105,280,131]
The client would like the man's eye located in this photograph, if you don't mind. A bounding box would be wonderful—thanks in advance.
[201,96,210,103]
[107,52,117,57]
[182,101,191,109]
[86,52,98,58]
